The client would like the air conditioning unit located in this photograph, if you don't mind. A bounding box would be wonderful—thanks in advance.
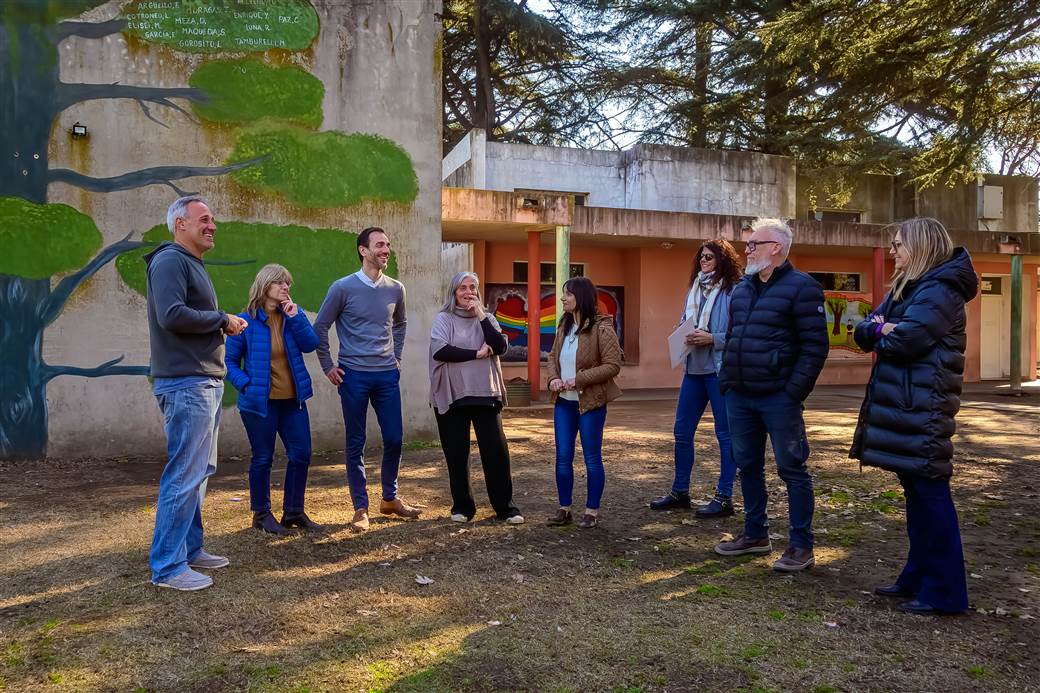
[978,185,1004,220]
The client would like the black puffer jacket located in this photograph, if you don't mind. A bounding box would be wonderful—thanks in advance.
[850,248,978,478]
[719,261,829,402]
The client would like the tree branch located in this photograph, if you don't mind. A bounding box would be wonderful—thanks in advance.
[40,233,151,325]
[41,356,150,384]
[55,18,127,42]
[48,157,265,196]
[55,82,208,123]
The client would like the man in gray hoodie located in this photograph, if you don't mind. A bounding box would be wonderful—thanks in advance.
[144,195,247,591]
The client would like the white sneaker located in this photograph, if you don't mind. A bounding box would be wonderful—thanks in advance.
[505,514,525,525]
[450,513,469,523]
[188,550,229,569]
[152,568,213,591]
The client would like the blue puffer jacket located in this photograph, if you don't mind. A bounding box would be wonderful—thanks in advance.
[719,261,829,402]
[850,248,978,478]
[225,308,319,417]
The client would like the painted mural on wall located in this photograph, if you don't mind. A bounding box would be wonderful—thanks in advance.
[0,0,418,459]
[484,284,625,362]
[823,292,873,356]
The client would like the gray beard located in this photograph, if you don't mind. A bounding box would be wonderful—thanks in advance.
[745,258,770,276]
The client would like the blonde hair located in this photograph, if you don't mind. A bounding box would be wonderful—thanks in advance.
[750,217,794,254]
[890,217,953,300]
[246,263,293,317]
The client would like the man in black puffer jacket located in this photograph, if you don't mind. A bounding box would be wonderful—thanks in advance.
[714,218,829,572]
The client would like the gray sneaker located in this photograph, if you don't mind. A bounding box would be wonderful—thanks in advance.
[188,550,230,569]
[714,534,773,556]
[772,546,815,572]
[152,568,213,591]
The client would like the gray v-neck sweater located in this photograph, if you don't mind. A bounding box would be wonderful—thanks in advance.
[314,272,407,372]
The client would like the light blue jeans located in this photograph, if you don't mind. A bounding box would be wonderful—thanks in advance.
[149,380,223,582]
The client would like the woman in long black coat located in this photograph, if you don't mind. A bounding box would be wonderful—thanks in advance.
[851,217,978,615]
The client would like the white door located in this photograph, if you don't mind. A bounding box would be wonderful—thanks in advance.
[980,276,1010,380]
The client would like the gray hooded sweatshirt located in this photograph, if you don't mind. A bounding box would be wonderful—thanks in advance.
[144,241,228,379]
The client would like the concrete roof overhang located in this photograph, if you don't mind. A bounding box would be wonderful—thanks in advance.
[442,187,1040,258]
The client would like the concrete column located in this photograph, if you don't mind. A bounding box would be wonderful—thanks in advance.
[872,246,886,309]
[555,225,571,323]
[1010,253,1023,394]
[527,230,541,400]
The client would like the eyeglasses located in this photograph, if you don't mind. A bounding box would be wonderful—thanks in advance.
[274,280,292,288]
[745,240,779,252]
[890,240,904,251]
[699,254,715,261]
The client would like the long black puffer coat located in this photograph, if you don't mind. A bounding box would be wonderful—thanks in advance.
[850,248,978,478]
[719,261,829,402]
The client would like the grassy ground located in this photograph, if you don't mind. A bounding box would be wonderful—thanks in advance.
[1,390,1038,692]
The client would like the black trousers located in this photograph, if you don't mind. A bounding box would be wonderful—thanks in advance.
[434,404,518,519]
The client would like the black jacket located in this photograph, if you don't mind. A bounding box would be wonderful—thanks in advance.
[719,261,829,401]
[850,248,978,478]
[144,242,228,379]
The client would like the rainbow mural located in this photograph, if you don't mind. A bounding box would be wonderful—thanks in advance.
[483,284,624,362]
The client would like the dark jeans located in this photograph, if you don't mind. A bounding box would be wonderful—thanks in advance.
[240,399,312,514]
[725,390,815,549]
[554,399,607,510]
[338,367,403,510]
[895,473,969,612]
[435,404,518,519]
[673,372,737,496]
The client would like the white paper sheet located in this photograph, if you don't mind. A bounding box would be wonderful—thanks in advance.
[667,319,699,369]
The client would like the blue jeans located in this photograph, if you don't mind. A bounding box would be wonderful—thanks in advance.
[896,473,969,612]
[725,390,815,549]
[149,381,222,582]
[240,400,312,514]
[338,367,403,510]
[673,372,737,496]
[554,400,607,509]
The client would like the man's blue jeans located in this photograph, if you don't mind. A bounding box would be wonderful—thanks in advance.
[150,381,222,582]
[240,400,312,514]
[554,400,607,510]
[725,389,815,549]
[673,372,737,496]
[338,367,403,510]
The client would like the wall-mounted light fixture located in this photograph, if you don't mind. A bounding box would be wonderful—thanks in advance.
[71,122,88,139]
[660,241,674,250]
[997,234,1021,254]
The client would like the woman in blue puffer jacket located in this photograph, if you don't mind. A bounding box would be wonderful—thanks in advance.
[226,264,321,535]
[851,218,978,615]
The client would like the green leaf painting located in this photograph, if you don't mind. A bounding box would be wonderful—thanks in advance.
[0,198,102,279]
[115,221,396,313]
[122,0,319,53]
[189,59,323,127]
[227,124,420,207]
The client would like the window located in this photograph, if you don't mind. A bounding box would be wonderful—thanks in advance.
[512,261,585,284]
[808,209,861,223]
[809,272,862,292]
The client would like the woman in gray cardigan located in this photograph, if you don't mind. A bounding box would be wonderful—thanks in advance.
[650,239,743,517]
[429,272,523,524]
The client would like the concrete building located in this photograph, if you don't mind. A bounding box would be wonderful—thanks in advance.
[442,129,1040,397]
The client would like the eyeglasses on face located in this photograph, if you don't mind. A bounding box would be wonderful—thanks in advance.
[699,253,715,261]
[273,280,292,288]
[890,240,904,251]
[745,240,779,252]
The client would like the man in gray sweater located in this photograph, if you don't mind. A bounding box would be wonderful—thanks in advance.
[314,226,419,531]
[145,196,247,591]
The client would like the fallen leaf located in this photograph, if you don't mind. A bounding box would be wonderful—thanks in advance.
[769,533,783,540]
[229,496,243,502]
[487,620,502,626]
[681,519,696,526]
[970,573,983,579]
[356,609,376,616]
[995,607,1008,616]
[1018,588,1032,593]
[824,621,840,629]
[512,573,525,583]
[415,574,434,585]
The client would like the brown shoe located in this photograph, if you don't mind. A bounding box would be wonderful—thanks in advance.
[772,546,815,572]
[379,497,421,519]
[576,513,599,529]
[349,509,370,532]
[546,509,573,526]
[714,534,772,556]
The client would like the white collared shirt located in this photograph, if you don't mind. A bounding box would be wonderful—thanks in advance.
[353,269,383,288]
[559,325,579,401]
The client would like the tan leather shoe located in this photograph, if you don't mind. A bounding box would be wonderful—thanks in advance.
[349,509,370,532]
[379,497,421,519]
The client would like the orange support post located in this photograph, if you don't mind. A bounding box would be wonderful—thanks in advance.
[527,231,541,400]
[872,246,886,309]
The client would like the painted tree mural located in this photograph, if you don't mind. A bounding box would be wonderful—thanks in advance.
[0,1,418,459]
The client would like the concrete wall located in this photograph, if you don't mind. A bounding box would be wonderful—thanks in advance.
[484,141,627,207]
[795,172,896,224]
[623,144,796,218]
[917,174,1039,234]
[11,0,442,459]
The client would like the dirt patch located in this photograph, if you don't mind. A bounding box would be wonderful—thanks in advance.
[1,390,1038,692]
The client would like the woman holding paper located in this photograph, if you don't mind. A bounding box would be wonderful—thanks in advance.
[650,239,743,517]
